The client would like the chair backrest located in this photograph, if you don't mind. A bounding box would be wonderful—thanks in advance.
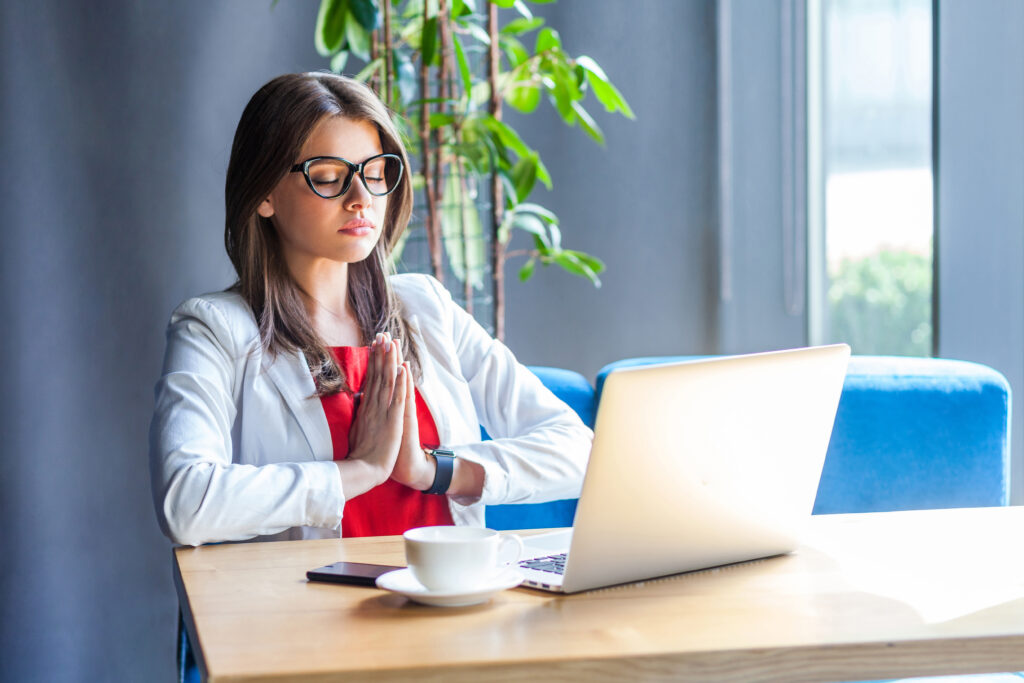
[595,355,1011,514]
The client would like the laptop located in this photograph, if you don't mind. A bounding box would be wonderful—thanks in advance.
[516,344,850,593]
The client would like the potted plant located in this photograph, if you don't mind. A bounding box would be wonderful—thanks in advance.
[313,0,633,338]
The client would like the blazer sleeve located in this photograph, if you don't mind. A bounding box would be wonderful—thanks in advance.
[422,277,593,506]
[148,297,345,546]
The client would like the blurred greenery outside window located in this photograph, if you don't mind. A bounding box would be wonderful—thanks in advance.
[811,0,934,356]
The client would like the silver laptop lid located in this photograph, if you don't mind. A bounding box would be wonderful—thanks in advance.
[560,344,850,593]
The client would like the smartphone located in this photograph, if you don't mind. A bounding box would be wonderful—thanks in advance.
[306,561,404,587]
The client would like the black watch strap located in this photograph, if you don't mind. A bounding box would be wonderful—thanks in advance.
[423,448,456,495]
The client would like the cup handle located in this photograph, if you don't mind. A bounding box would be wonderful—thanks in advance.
[498,533,524,566]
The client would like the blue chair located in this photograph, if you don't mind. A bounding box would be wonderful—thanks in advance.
[595,355,1011,513]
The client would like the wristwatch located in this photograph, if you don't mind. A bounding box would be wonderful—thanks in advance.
[423,447,456,495]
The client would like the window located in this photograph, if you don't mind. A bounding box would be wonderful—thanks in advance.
[808,0,934,356]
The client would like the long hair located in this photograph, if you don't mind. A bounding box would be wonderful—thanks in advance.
[225,72,418,396]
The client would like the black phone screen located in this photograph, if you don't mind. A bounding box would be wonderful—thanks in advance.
[306,561,404,587]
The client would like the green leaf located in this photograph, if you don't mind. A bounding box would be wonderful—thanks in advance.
[345,8,372,60]
[577,55,635,118]
[468,80,491,107]
[400,15,423,48]
[570,100,604,144]
[354,56,384,82]
[534,157,552,189]
[462,21,491,45]
[535,27,561,53]
[547,222,561,250]
[480,115,529,157]
[496,169,518,211]
[452,34,472,97]
[563,249,606,274]
[518,259,536,282]
[501,17,544,35]
[532,233,551,255]
[421,16,438,65]
[555,251,602,286]
[544,74,575,122]
[425,0,439,17]
[478,116,551,187]
[488,0,516,7]
[315,0,349,56]
[330,51,350,73]
[512,0,533,19]
[515,202,558,224]
[507,82,541,113]
[552,58,583,101]
[429,112,456,128]
[441,172,487,291]
[499,35,529,67]
[349,0,380,31]
[512,212,546,237]
[403,0,424,18]
[511,153,538,202]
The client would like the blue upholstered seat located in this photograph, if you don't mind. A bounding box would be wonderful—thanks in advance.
[592,355,1011,514]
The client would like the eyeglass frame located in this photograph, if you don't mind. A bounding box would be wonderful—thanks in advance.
[289,153,404,199]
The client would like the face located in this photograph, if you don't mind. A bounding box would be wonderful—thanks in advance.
[257,115,389,269]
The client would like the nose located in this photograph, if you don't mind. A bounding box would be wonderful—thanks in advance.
[342,172,373,212]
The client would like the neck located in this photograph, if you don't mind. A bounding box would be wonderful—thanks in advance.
[287,255,355,324]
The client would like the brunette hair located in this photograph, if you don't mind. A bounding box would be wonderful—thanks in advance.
[225,72,418,396]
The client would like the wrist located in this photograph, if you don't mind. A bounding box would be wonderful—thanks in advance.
[416,453,439,492]
[336,458,388,500]
[422,448,456,495]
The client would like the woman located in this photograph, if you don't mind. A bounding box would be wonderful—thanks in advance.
[149,72,591,547]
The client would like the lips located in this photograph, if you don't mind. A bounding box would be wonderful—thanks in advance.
[339,218,374,235]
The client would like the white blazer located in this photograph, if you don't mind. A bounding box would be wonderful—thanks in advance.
[149,273,592,546]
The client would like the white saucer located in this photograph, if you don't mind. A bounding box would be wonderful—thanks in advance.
[375,567,523,607]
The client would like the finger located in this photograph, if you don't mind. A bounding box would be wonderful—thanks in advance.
[384,335,399,405]
[403,362,416,427]
[392,363,408,423]
[392,337,403,366]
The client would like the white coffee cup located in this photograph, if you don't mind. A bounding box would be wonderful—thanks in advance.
[403,526,524,592]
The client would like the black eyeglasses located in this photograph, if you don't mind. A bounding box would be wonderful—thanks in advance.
[289,153,404,199]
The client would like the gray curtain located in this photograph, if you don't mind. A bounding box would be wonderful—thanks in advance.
[0,3,320,680]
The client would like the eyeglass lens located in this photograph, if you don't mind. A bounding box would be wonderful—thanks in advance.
[306,156,400,198]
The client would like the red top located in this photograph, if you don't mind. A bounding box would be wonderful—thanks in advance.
[319,346,454,537]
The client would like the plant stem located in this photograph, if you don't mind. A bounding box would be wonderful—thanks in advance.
[369,29,379,94]
[419,39,439,284]
[457,159,473,314]
[430,0,452,283]
[383,0,392,106]
[487,1,505,340]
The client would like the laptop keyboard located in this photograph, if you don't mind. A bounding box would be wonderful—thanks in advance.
[519,553,567,575]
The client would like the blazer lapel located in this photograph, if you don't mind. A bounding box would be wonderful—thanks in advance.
[263,349,333,461]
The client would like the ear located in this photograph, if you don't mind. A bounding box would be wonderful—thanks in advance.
[256,197,275,218]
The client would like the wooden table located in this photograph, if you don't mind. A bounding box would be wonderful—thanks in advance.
[174,506,1024,682]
